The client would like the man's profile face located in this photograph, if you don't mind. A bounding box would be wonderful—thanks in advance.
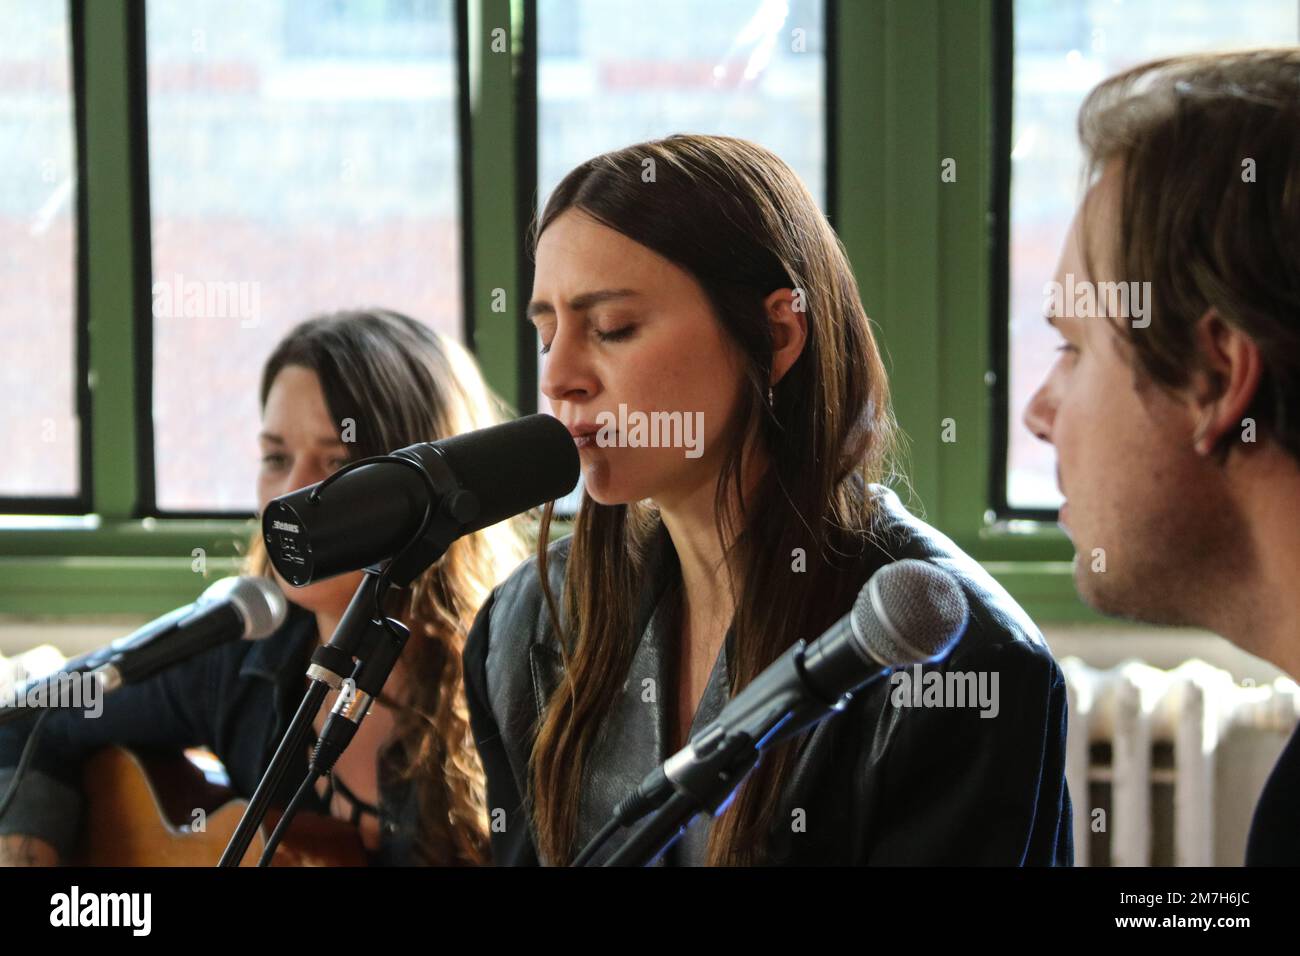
[1021,163,1240,626]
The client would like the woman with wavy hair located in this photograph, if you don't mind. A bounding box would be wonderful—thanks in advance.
[0,309,527,866]
[463,135,1072,866]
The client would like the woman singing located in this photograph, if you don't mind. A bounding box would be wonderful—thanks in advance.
[463,135,1072,866]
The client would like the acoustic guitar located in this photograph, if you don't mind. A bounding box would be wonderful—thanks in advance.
[69,746,367,867]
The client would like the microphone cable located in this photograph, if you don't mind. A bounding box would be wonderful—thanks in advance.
[0,709,52,824]
[256,766,323,867]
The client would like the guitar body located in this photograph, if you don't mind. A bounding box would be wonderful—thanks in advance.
[70,747,367,867]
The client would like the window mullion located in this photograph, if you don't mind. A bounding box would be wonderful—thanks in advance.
[464,0,526,413]
[83,0,142,521]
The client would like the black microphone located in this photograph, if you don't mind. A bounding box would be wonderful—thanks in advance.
[615,559,969,829]
[1,576,286,720]
[262,413,579,586]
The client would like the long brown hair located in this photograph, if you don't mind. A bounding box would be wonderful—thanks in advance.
[1077,48,1300,461]
[528,135,899,865]
[246,308,529,865]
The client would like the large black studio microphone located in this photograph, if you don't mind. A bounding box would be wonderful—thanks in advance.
[617,559,970,829]
[228,415,577,869]
[261,413,580,586]
[1,576,286,722]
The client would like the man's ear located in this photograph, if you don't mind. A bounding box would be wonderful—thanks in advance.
[1188,308,1264,456]
[765,288,808,386]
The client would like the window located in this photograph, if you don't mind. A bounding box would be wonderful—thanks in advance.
[0,0,82,505]
[537,0,826,205]
[535,0,827,509]
[1002,0,1300,513]
[145,0,461,512]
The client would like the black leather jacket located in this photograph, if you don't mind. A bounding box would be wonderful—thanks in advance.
[464,485,1073,866]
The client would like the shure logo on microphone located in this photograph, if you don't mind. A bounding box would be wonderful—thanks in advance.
[271,520,300,534]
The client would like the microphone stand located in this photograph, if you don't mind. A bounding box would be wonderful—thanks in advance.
[218,570,394,867]
[219,462,481,868]
[595,640,855,866]
[600,730,764,866]
[603,791,707,867]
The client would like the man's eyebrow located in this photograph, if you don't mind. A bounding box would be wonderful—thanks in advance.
[526,288,640,322]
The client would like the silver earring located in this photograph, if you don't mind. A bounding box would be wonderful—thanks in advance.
[767,385,775,409]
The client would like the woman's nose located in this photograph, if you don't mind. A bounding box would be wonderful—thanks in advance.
[540,325,598,407]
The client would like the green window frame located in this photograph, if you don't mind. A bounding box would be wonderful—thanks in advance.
[1,0,1099,624]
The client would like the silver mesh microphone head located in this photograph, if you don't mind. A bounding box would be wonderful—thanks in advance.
[199,575,288,640]
[850,559,968,667]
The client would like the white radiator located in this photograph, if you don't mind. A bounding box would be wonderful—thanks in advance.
[0,644,66,697]
[1062,657,1300,866]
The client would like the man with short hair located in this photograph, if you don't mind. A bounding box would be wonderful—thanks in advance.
[1022,48,1300,865]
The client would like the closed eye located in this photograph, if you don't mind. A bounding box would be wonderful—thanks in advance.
[540,325,635,355]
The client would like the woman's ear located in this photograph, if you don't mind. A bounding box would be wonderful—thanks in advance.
[764,288,808,386]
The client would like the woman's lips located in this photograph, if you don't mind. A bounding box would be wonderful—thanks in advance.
[575,434,619,450]
[569,424,615,450]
